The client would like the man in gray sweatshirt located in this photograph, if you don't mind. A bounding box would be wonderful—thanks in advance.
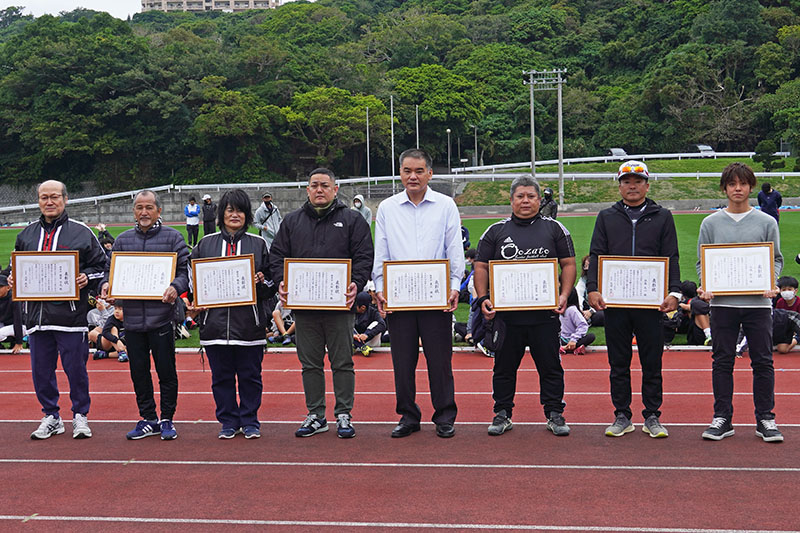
[696,162,784,443]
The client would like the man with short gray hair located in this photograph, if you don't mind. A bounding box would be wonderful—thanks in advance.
[12,180,107,440]
[100,190,190,441]
[473,175,576,436]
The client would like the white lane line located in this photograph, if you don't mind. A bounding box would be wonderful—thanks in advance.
[1,458,799,474]
[3,420,798,427]
[3,391,800,396]
[0,516,794,532]
[2,368,799,373]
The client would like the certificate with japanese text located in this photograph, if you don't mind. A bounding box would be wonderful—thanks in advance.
[383,260,450,311]
[489,259,559,311]
[700,242,774,296]
[284,259,351,311]
[108,252,177,300]
[598,256,668,309]
[11,251,79,301]
[193,254,257,309]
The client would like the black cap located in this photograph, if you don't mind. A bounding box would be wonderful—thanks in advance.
[355,292,372,307]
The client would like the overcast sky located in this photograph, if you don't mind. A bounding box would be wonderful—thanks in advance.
[1,1,141,19]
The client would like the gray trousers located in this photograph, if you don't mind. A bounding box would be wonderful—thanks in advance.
[294,311,355,418]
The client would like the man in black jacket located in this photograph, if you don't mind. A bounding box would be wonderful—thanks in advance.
[353,291,386,356]
[100,190,190,441]
[201,194,217,237]
[270,168,374,439]
[11,180,107,440]
[587,161,681,439]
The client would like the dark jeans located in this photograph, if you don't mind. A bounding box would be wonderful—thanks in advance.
[561,333,596,348]
[494,315,565,419]
[125,323,178,421]
[205,344,264,430]
[203,220,215,237]
[186,224,199,247]
[386,310,457,426]
[29,331,90,417]
[605,307,664,420]
[710,306,775,421]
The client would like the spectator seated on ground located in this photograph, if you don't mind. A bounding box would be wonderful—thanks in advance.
[685,296,712,346]
[87,296,114,348]
[353,291,386,356]
[94,305,128,363]
[738,308,800,356]
[776,275,800,312]
[559,288,596,355]
[664,280,698,344]
[269,300,296,345]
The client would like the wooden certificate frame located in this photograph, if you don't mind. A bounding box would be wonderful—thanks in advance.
[283,258,352,311]
[700,242,775,296]
[489,259,559,311]
[192,254,257,309]
[108,252,178,300]
[383,259,450,311]
[598,255,669,309]
[11,250,80,301]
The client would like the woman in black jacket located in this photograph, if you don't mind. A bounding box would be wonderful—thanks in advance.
[190,189,275,439]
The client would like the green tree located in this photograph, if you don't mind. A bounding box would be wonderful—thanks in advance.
[752,139,785,171]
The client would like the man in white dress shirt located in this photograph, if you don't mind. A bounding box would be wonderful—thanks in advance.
[373,148,465,439]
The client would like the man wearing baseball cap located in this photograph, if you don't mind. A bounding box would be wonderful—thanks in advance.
[586,161,682,438]
[201,194,217,237]
[254,191,282,251]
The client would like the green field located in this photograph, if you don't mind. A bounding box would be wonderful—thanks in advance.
[5,210,798,348]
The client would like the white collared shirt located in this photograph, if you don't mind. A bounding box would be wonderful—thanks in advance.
[372,186,465,292]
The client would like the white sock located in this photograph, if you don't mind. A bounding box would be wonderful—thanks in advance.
[703,328,711,338]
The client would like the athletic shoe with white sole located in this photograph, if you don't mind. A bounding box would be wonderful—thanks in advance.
[605,413,634,437]
[126,419,159,440]
[243,426,261,439]
[642,414,668,438]
[702,417,734,440]
[755,418,784,443]
[295,414,329,437]
[30,414,65,440]
[160,419,178,440]
[218,427,240,439]
[72,413,92,439]
[487,410,513,436]
[336,413,355,438]
[546,411,570,436]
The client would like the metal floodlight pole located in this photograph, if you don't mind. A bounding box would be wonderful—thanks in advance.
[366,106,370,179]
[524,68,567,204]
[415,105,420,149]
[446,128,451,173]
[390,95,396,194]
[523,70,536,176]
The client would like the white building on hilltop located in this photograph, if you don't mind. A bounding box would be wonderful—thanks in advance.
[141,0,307,13]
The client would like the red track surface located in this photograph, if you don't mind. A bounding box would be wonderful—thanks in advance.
[1,348,799,532]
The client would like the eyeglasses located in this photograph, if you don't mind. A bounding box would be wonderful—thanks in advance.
[38,194,63,202]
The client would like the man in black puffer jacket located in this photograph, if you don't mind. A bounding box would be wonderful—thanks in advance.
[100,190,190,442]
[270,168,374,439]
[13,180,107,440]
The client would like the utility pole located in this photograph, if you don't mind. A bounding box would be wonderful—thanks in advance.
[415,104,420,149]
[390,95,395,193]
[366,106,370,179]
[446,128,451,173]
[522,68,567,206]
[471,124,478,166]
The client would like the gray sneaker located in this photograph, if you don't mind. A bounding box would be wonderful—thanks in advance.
[30,414,65,440]
[72,413,92,439]
[487,410,513,436]
[605,413,634,437]
[546,411,570,436]
[642,414,668,438]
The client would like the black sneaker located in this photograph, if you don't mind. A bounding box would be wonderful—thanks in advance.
[702,417,734,440]
[487,410,513,436]
[546,411,570,436]
[755,418,784,443]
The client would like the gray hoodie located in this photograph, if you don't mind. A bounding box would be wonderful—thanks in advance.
[352,194,372,223]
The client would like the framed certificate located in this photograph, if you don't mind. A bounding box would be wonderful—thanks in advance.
[284,258,351,311]
[598,255,668,309]
[489,259,559,311]
[192,254,257,309]
[700,242,774,296]
[383,259,450,311]
[11,251,79,301]
[108,252,177,300]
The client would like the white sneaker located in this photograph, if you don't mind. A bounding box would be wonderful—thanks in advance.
[72,414,92,439]
[30,415,65,440]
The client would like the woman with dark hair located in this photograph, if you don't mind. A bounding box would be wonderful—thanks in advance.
[190,189,275,439]
[559,288,596,355]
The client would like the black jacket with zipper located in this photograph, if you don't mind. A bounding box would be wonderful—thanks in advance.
[191,229,276,345]
[269,198,374,295]
[586,198,681,294]
[14,211,107,333]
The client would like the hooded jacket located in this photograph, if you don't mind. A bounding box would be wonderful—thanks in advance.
[269,198,374,297]
[352,194,372,224]
[14,211,107,333]
[253,201,282,247]
[586,198,680,294]
[191,228,276,345]
[105,221,190,332]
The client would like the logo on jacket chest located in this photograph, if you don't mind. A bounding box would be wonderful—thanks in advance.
[500,238,550,260]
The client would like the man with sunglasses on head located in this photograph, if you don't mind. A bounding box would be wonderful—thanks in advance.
[586,161,681,439]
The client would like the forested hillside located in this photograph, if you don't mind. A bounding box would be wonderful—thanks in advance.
[0,0,798,191]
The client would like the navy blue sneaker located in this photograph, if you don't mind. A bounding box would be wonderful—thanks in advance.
[336,414,355,439]
[243,426,261,439]
[93,350,108,360]
[160,419,177,440]
[295,414,328,437]
[126,419,159,440]
[218,427,240,439]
